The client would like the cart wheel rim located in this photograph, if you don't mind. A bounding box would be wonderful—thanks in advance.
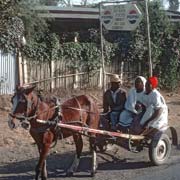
[155,139,167,161]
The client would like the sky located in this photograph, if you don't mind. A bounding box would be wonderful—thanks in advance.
[72,0,180,11]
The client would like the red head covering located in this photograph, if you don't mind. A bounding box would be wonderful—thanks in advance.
[148,76,158,89]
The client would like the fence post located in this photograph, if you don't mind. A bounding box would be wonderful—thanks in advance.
[120,61,124,84]
[51,60,55,90]
[22,57,28,85]
[98,68,103,88]
[17,51,24,86]
[73,36,79,89]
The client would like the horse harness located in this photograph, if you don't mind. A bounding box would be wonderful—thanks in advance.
[10,95,93,134]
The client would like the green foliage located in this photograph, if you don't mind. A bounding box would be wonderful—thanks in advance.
[22,31,60,62]
[57,41,116,74]
[0,0,49,52]
[61,42,101,72]
[159,34,180,89]
[168,0,179,11]
[0,0,24,52]
[1,0,179,89]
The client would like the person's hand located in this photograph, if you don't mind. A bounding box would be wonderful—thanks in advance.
[135,103,142,111]
[134,124,144,134]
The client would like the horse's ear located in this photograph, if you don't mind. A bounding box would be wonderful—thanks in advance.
[15,84,21,91]
[24,85,36,95]
[15,84,24,93]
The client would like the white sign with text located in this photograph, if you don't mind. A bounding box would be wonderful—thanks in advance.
[100,3,143,31]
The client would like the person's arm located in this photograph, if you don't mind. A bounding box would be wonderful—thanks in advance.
[103,92,109,113]
[126,88,137,113]
[142,107,163,127]
[120,91,127,110]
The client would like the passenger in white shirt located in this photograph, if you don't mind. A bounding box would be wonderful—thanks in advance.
[139,76,168,131]
[118,76,146,130]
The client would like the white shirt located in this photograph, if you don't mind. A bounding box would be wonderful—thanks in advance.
[111,89,120,104]
[140,89,168,129]
[125,88,145,114]
[142,89,167,110]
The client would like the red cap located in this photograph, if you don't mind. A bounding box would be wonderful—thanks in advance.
[148,76,158,89]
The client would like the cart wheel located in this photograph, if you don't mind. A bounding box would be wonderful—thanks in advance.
[91,149,97,177]
[149,133,171,166]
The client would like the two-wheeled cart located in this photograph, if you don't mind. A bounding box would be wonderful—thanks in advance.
[37,119,178,176]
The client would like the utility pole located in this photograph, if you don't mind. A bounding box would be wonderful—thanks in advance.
[99,2,106,92]
[145,0,152,76]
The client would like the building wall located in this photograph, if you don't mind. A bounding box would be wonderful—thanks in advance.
[0,50,17,94]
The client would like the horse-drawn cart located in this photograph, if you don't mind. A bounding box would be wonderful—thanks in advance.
[9,85,178,179]
[37,118,178,174]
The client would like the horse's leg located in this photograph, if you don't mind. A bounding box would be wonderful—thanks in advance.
[89,136,97,176]
[35,144,50,180]
[66,134,83,176]
[41,160,47,180]
[35,143,51,180]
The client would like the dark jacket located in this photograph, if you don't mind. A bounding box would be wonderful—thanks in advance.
[103,88,127,113]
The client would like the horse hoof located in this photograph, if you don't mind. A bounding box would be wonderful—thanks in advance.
[91,171,96,177]
[66,171,74,177]
[41,177,47,180]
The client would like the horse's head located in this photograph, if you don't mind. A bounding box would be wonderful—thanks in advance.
[8,85,37,129]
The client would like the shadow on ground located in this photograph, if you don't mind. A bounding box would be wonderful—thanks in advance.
[0,150,154,179]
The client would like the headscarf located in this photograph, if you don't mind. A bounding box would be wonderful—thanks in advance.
[148,76,158,89]
[124,76,146,113]
[135,76,147,90]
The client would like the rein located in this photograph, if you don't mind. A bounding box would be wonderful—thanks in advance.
[63,106,95,114]
[9,113,37,121]
[10,95,95,130]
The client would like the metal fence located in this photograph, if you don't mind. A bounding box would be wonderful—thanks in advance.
[0,50,17,94]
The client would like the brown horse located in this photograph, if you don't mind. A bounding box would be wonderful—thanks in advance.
[8,85,99,180]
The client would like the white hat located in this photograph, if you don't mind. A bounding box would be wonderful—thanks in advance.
[110,74,121,83]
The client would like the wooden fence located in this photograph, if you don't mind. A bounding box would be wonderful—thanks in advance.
[19,56,143,91]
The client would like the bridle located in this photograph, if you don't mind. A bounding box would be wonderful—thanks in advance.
[9,92,40,129]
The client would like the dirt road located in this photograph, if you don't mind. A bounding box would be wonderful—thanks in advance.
[0,89,180,180]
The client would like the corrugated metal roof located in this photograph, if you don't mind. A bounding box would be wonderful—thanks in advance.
[36,6,180,22]
[37,6,99,19]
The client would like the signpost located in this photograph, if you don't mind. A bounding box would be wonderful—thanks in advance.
[99,1,152,92]
[100,3,142,31]
[99,2,143,92]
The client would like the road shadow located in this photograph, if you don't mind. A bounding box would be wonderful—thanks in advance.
[0,151,94,179]
[0,150,155,179]
[97,152,152,171]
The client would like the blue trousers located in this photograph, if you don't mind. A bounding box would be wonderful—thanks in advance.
[110,111,120,127]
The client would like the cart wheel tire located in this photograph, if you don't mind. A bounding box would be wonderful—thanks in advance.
[91,150,97,177]
[149,133,171,166]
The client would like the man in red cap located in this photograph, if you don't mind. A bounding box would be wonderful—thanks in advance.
[137,76,168,133]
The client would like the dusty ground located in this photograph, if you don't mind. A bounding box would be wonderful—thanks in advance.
[0,88,180,180]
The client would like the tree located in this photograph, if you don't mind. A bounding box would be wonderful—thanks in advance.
[0,0,49,52]
[39,0,60,5]
[168,0,179,11]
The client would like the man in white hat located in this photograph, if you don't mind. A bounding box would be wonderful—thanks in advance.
[103,74,127,131]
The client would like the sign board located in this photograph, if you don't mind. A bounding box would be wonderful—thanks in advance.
[100,3,142,31]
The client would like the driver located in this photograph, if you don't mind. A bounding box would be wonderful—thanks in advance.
[103,74,127,131]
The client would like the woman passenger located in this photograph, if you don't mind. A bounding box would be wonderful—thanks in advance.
[118,76,146,131]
